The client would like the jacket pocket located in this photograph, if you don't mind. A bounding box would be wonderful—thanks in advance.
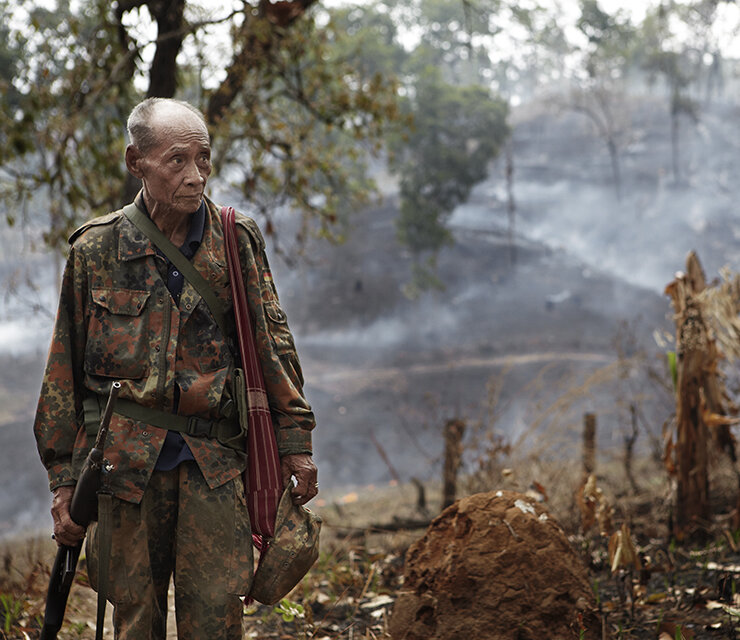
[264,300,296,355]
[181,302,232,374]
[84,287,151,379]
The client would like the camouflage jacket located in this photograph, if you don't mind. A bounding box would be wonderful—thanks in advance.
[34,196,314,503]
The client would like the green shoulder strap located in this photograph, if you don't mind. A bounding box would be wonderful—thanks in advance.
[122,203,230,341]
[95,491,113,640]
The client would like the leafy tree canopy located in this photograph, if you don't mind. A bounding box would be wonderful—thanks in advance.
[577,0,637,79]
[331,0,510,290]
[0,0,401,252]
[395,67,508,261]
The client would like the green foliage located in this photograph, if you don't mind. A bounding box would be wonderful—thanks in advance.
[0,593,25,634]
[328,3,408,78]
[208,8,402,244]
[667,351,678,391]
[334,0,510,290]
[401,256,446,299]
[394,67,508,266]
[578,0,635,50]
[0,1,402,253]
[1,0,733,275]
[577,0,637,79]
[0,0,135,250]
[273,598,305,623]
[401,0,503,86]
[637,0,719,103]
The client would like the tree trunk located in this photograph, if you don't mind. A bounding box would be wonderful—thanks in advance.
[705,51,723,104]
[670,91,681,184]
[582,413,596,479]
[624,405,639,494]
[146,0,187,99]
[607,137,622,202]
[206,0,318,125]
[666,252,712,541]
[505,139,516,266]
[442,419,465,510]
[119,0,187,203]
[675,305,711,539]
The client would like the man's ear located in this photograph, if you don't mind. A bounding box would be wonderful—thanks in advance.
[125,145,145,179]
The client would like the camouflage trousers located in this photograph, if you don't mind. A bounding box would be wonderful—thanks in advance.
[86,462,254,640]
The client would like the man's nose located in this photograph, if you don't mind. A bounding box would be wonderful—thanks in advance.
[184,160,205,185]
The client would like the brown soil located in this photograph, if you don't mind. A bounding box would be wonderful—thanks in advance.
[388,490,599,640]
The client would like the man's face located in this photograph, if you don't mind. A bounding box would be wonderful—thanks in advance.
[131,109,212,216]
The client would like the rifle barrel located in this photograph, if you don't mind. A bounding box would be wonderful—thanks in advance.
[95,381,121,449]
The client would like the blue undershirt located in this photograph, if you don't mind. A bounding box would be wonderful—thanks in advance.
[139,198,206,471]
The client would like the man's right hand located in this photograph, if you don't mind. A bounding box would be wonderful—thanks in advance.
[51,486,86,547]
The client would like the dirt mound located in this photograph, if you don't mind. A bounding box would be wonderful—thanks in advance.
[388,490,599,640]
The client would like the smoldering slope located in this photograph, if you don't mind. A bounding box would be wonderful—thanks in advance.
[0,216,59,538]
[0,94,737,536]
[495,96,740,291]
[278,96,740,492]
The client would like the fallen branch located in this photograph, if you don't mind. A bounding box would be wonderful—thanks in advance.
[328,518,433,539]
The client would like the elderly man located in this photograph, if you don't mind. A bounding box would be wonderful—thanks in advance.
[34,98,317,639]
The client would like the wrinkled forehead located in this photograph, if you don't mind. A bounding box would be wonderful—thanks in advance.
[150,105,210,146]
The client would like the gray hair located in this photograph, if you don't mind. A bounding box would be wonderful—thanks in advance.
[126,98,208,154]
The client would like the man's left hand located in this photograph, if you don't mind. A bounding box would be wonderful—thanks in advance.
[280,453,318,505]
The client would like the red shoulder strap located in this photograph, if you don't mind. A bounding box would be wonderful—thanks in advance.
[221,206,282,540]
